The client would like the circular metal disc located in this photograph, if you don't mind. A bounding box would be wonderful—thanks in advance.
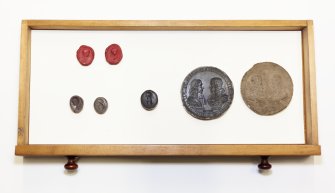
[181,66,234,120]
[94,97,108,114]
[141,90,158,110]
[241,62,293,115]
[70,95,84,113]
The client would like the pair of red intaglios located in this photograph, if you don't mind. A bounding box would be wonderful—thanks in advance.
[76,44,123,66]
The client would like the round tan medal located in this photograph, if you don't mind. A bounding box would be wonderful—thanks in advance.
[241,62,293,115]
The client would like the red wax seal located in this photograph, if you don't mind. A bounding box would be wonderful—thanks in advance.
[76,45,94,66]
[105,44,123,65]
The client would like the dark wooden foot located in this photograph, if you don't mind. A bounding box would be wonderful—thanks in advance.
[258,156,272,170]
[64,156,79,170]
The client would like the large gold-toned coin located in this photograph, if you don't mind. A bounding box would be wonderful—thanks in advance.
[241,62,293,115]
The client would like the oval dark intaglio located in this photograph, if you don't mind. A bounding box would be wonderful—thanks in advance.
[70,95,84,113]
[105,44,123,65]
[181,66,234,120]
[141,90,158,110]
[76,45,95,66]
[94,97,108,114]
[240,62,293,115]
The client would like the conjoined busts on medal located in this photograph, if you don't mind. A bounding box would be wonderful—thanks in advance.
[181,66,234,120]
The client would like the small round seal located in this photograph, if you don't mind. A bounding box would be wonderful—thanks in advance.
[141,90,158,110]
[105,44,123,65]
[240,62,293,115]
[70,95,84,113]
[181,66,234,120]
[76,45,94,66]
[94,97,108,114]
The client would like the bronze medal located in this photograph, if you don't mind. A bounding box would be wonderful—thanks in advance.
[181,66,234,120]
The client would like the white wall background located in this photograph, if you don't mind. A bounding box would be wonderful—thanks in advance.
[0,0,334,193]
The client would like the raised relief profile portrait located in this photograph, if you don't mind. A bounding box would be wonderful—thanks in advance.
[181,66,234,120]
[187,79,206,109]
[207,77,228,108]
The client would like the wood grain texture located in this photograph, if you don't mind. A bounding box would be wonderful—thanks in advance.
[302,20,319,145]
[15,144,321,156]
[25,20,308,30]
[17,20,31,145]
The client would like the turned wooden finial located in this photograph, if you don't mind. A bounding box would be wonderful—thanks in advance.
[258,156,272,170]
[64,156,79,170]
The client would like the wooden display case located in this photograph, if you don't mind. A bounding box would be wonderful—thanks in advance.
[15,20,320,170]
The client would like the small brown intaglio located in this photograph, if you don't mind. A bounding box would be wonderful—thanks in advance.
[241,62,293,116]
[70,95,84,113]
[94,97,108,114]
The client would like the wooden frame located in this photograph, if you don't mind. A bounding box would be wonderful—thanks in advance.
[15,20,320,157]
